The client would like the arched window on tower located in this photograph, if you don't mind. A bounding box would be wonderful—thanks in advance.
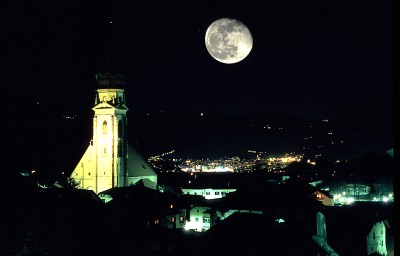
[102,121,108,134]
[123,118,128,139]
[118,120,123,138]
[118,140,122,157]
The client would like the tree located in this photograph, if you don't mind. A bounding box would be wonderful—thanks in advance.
[56,177,80,189]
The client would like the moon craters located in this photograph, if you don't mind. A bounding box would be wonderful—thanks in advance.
[205,18,253,64]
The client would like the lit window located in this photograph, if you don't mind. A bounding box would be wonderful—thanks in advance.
[179,216,184,223]
[171,216,175,223]
[102,121,108,134]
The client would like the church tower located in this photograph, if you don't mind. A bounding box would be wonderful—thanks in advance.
[70,12,158,194]
[71,73,129,193]
[92,73,129,191]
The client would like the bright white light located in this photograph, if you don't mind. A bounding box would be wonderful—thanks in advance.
[184,223,190,230]
[347,197,355,204]
[382,197,389,202]
[333,194,341,200]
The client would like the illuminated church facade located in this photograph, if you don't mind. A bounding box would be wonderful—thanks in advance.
[70,73,157,194]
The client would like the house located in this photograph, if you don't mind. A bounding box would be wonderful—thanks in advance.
[312,190,334,206]
[181,187,237,199]
[281,177,334,206]
[99,182,184,230]
[179,172,238,198]
[321,202,394,255]
[367,220,391,256]
[183,206,221,232]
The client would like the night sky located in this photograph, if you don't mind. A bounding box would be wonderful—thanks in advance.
[4,0,394,119]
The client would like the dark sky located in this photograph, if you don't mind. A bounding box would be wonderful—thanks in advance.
[4,0,394,119]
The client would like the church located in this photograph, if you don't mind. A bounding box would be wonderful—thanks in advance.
[70,73,158,194]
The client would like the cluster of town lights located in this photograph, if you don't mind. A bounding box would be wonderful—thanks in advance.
[333,192,393,205]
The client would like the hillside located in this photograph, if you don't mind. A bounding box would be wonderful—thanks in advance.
[7,97,393,175]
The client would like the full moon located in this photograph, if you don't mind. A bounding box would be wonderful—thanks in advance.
[205,18,253,64]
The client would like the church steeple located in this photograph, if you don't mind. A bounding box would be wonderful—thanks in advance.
[99,19,121,75]
[95,72,125,89]
[90,72,129,192]
[70,74,158,193]
[96,1,124,76]
[69,72,129,193]
[69,2,158,193]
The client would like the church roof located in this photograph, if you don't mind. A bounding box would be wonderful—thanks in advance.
[127,145,157,177]
[95,72,125,89]
[133,178,158,190]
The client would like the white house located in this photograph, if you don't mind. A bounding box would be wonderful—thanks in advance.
[184,205,263,232]
[367,220,390,256]
[181,188,236,200]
